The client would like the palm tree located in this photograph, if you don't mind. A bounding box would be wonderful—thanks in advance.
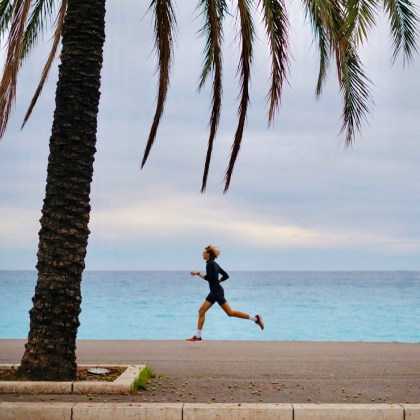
[0,0,106,380]
[0,0,418,381]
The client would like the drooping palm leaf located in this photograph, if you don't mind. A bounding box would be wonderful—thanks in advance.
[331,0,374,145]
[337,42,373,146]
[0,0,31,139]
[301,0,332,97]
[197,0,228,193]
[315,23,330,97]
[344,0,380,45]
[141,0,177,169]
[20,0,56,63]
[0,0,15,45]
[223,0,255,193]
[303,0,373,146]
[259,0,291,123]
[197,0,228,89]
[383,0,419,65]
[21,0,67,129]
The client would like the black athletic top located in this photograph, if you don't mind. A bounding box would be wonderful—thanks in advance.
[204,259,229,294]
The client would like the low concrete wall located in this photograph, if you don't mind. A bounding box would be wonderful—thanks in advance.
[0,402,76,420]
[402,404,420,420]
[183,403,292,420]
[0,364,144,395]
[73,403,183,420]
[0,403,418,420]
[293,403,403,420]
[0,381,72,394]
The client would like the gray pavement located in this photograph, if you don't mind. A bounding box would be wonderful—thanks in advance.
[1,340,420,404]
[1,339,419,379]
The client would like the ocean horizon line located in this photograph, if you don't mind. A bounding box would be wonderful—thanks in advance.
[1,269,420,273]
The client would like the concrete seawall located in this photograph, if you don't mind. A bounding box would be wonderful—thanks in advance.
[1,403,419,420]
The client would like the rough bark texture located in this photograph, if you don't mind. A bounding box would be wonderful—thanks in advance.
[15,0,106,381]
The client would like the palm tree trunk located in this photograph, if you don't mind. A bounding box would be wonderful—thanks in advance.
[15,0,106,381]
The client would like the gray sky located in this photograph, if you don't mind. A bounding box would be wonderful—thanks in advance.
[0,0,419,270]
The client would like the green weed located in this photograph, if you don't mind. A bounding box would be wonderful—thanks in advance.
[130,365,155,392]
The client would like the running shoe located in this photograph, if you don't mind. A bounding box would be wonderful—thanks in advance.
[255,314,264,330]
[186,335,203,342]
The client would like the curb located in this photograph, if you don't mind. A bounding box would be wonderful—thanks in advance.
[0,403,419,420]
[0,364,145,395]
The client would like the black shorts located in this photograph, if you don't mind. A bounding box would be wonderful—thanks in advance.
[206,292,227,306]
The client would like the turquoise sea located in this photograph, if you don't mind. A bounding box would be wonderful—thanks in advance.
[0,271,419,342]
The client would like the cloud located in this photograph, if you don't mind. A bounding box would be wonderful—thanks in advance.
[0,0,419,269]
[88,188,420,253]
[0,206,41,248]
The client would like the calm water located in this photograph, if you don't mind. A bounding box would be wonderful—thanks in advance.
[0,271,419,342]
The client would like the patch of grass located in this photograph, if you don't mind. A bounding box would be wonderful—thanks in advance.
[131,365,155,392]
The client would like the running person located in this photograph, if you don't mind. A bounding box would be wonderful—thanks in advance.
[186,245,264,341]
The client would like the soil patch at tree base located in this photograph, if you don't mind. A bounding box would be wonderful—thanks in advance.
[0,367,126,382]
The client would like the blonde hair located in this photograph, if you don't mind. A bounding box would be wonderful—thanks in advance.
[205,245,220,260]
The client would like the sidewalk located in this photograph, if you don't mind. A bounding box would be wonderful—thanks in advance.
[1,339,419,404]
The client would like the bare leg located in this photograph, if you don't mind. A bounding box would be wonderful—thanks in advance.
[220,301,250,319]
[198,299,214,330]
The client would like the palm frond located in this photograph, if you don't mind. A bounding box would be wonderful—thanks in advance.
[0,0,15,45]
[21,0,67,129]
[259,0,291,123]
[344,0,379,45]
[337,43,373,146]
[141,0,177,169]
[383,0,420,66]
[301,0,332,97]
[197,0,228,193]
[0,0,31,139]
[332,0,374,145]
[20,0,56,63]
[303,0,373,146]
[197,0,227,90]
[223,0,255,193]
[315,25,330,96]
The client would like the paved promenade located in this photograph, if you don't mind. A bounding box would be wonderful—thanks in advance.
[1,339,419,403]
